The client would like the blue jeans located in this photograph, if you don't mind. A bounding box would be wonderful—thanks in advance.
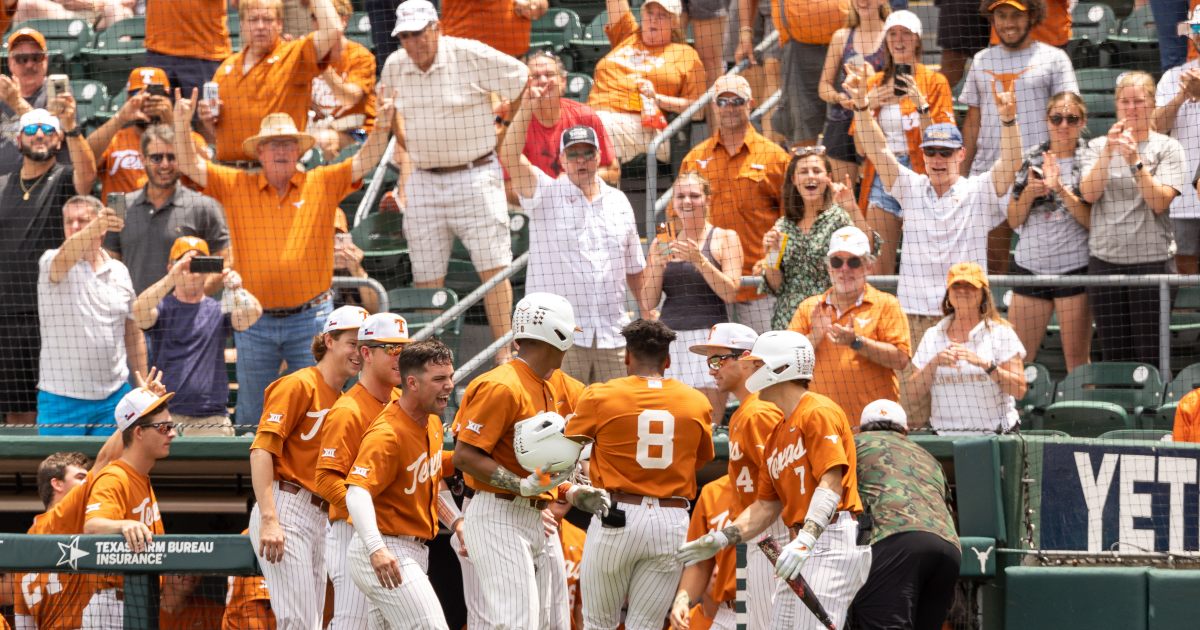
[1150,0,1189,71]
[233,300,332,427]
[868,153,912,217]
[36,383,131,436]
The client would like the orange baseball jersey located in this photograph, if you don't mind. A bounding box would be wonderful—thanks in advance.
[223,529,274,630]
[251,366,345,494]
[588,12,706,115]
[688,475,738,605]
[565,376,714,499]
[727,392,784,510]
[549,368,586,417]
[146,0,231,61]
[345,402,444,539]
[161,595,225,630]
[1173,389,1200,443]
[202,160,358,310]
[454,360,561,498]
[560,518,586,630]
[97,128,209,200]
[85,459,165,534]
[441,0,534,57]
[210,34,324,162]
[317,381,396,521]
[756,392,861,526]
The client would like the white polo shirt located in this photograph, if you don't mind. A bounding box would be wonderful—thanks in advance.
[36,249,135,399]
[520,168,646,349]
[1155,59,1200,220]
[888,166,1007,316]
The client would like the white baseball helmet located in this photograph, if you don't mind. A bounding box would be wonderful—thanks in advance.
[513,411,592,474]
[512,292,580,351]
[741,330,816,393]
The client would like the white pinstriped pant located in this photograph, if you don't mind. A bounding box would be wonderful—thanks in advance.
[327,519,384,629]
[347,532,448,629]
[80,588,122,629]
[580,499,689,630]
[249,481,328,630]
[769,513,871,630]
[746,518,788,629]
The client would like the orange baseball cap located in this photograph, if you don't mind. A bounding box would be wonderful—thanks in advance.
[7,28,47,52]
[169,236,210,262]
[946,261,988,289]
[126,67,169,93]
[986,0,1028,12]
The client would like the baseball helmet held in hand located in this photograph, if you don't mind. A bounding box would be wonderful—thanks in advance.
[513,411,592,474]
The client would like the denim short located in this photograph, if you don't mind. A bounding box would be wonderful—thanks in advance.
[868,153,911,217]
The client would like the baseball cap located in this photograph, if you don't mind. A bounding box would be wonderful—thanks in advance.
[7,28,47,52]
[169,236,209,262]
[358,313,412,344]
[920,123,964,149]
[986,0,1028,12]
[126,67,169,94]
[559,125,599,153]
[114,387,175,432]
[1190,6,1200,25]
[644,0,683,16]
[392,0,438,35]
[827,226,871,258]
[860,399,907,430]
[713,74,751,100]
[883,10,923,37]
[689,323,758,356]
[947,261,988,289]
[19,109,60,134]
[322,305,369,334]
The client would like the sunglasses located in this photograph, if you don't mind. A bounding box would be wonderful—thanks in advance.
[21,123,56,136]
[829,256,863,269]
[146,153,176,164]
[791,145,827,157]
[142,421,176,435]
[922,147,957,158]
[11,52,46,65]
[1048,114,1082,126]
[365,342,405,356]
[706,352,741,370]
[716,96,747,108]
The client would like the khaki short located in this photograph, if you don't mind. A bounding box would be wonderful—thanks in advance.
[172,413,235,437]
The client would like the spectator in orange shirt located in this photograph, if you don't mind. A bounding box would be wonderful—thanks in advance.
[989,0,1071,47]
[309,0,378,162]
[1173,388,1200,443]
[442,0,548,58]
[146,0,233,97]
[160,574,225,630]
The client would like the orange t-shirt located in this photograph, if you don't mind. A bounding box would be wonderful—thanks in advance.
[1172,389,1200,443]
[345,402,444,539]
[989,0,1072,47]
[85,459,165,534]
[251,366,344,494]
[211,35,324,162]
[0,1,13,43]
[565,376,714,499]
[441,0,534,58]
[454,360,561,499]
[687,475,738,609]
[317,382,396,521]
[202,160,359,309]
[756,392,861,526]
[549,368,586,417]
[314,40,377,133]
[560,519,586,630]
[222,529,274,630]
[680,128,790,302]
[588,12,706,115]
[772,0,847,45]
[161,596,225,630]
[726,393,784,511]
[97,127,208,200]
[146,0,231,61]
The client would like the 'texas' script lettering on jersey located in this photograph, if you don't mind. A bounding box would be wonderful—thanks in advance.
[403,450,444,495]
[767,437,807,480]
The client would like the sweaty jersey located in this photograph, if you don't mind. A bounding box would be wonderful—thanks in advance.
[687,475,738,605]
[726,393,784,511]
[317,381,397,521]
[346,401,445,539]
[757,392,861,526]
[566,375,714,499]
[251,366,343,494]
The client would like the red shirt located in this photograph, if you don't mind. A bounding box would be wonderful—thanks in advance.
[524,99,616,176]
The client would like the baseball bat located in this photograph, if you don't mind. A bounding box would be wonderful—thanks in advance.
[757,537,837,630]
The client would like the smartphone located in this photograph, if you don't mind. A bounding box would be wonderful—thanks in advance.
[106,192,127,220]
[189,256,224,274]
[894,65,913,97]
[144,83,167,98]
[47,74,70,101]
[1030,166,1044,180]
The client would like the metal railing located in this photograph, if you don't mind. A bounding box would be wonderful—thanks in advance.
[410,252,531,344]
[331,275,390,313]
[353,136,397,225]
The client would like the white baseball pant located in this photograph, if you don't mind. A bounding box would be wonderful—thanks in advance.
[746,518,788,629]
[450,495,490,630]
[462,491,557,629]
[542,527,572,630]
[80,587,122,629]
[327,519,383,629]
[580,499,689,630]
[709,604,736,630]
[249,481,328,630]
[347,532,449,629]
[769,513,871,630]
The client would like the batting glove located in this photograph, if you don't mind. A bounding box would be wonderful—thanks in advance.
[676,530,729,565]
[566,485,611,516]
[775,530,816,581]
[518,467,574,496]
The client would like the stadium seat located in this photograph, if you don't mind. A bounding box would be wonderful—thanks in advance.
[227,11,240,50]
[530,8,583,57]
[349,211,409,289]
[81,16,147,93]
[991,284,1012,315]
[1067,3,1118,68]
[1017,363,1054,425]
[1039,400,1133,437]
[1170,311,1200,371]
[1149,362,1200,430]
[1097,429,1171,440]
[564,72,593,102]
[72,79,109,132]
[1103,5,1158,73]
[347,12,373,50]
[386,287,463,347]
[2,18,93,76]
[1039,362,1165,436]
[567,11,612,77]
[552,0,606,25]
[1084,115,1115,141]
[1075,68,1124,94]
[1081,91,1116,119]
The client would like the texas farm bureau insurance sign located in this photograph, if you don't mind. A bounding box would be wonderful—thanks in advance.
[1039,442,1200,553]
[0,535,258,573]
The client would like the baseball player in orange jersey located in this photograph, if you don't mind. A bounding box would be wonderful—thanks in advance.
[670,474,739,630]
[565,319,715,630]
[344,340,461,628]
[248,305,368,630]
[677,331,871,630]
[690,323,785,627]
[452,292,609,629]
[223,530,275,630]
[315,313,410,629]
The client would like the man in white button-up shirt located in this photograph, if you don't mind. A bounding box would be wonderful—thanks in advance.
[380,0,529,363]
[500,80,646,384]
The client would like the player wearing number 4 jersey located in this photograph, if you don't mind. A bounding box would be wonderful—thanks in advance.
[677,331,871,630]
[566,319,714,630]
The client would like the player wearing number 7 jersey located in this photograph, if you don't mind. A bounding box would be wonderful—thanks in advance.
[565,319,715,630]
[677,331,871,630]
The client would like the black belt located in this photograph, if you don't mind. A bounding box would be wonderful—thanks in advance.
[213,159,261,169]
[491,492,551,511]
[420,152,494,174]
[263,291,332,318]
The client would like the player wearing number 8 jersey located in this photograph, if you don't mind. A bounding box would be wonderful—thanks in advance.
[677,331,870,630]
[566,319,714,630]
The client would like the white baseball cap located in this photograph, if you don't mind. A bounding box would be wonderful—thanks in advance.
[19,108,60,134]
[740,330,816,393]
[323,305,369,334]
[1190,6,1200,26]
[644,0,683,16]
[358,313,411,344]
[114,387,174,432]
[827,226,872,258]
[860,399,907,430]
[392,0,438,35]
[883,10,923,37]
[689,323,758,356]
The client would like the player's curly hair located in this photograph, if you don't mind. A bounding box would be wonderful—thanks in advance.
[621,319,677,367]
[37,451,90,508]
[979,0,1045,29]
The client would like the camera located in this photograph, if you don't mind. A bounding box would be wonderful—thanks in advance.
[46,74,70,101]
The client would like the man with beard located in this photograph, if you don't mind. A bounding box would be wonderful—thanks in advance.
[0,28,72,175]
[0,105,95,425]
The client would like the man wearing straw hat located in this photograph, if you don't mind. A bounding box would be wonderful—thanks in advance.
[172,93,394,428]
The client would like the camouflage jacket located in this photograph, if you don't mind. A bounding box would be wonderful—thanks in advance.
[854,431,959,548]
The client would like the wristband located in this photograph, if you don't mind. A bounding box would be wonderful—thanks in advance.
[63,127,82,138]
[985,360,998,375]
[804,486,840,533]
[850,336,863,350]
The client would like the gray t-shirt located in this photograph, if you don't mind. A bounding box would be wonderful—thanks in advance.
[1081,132,1187,264]
[1010,146,1090,273]
[960,42,1078,176]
